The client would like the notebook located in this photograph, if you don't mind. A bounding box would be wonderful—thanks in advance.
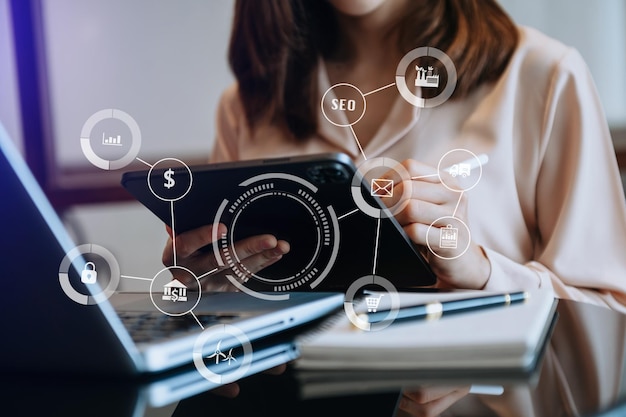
[293,288,558,373]
[0,122,343,378]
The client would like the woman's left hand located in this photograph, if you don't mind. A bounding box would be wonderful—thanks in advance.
[390,159,491,290]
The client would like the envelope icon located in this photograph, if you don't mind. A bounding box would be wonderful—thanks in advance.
[370,178,394,198]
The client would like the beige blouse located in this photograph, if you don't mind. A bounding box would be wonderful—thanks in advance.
[210,26,626,312]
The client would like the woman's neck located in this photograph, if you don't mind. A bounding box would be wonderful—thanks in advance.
[331,0,411,64]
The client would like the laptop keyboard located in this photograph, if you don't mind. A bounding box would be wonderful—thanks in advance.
[118,312,240,344]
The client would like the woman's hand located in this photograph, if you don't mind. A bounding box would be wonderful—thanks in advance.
[396,386,471,417]
[389,159,491,290]
[160,223,290,396]
[162,223,290,290]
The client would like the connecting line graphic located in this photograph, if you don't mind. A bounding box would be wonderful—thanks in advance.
[136,157,153,168]
[164,178,205,331]
[170,201,177,267]
[136,156,179,266]
[372,218,382,276]
[340,81,402,278]
[452,191,464,218]
[348,82,396,162]
[336,79,482,280]
[137,156,179,263]
[411,173,439,180]
[125,156,211,331]
[337,208,359,221]
[336,209,382,276]
[120,269,207,331]
[120,270,206,330]
[120,275,153,281]
[197,267,220,281]
[191,311,204,330]
[130,158,183,274]
[363,82,396,97]
[349,125,368,161]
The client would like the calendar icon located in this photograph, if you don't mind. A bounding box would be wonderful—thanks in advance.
[439,224,458,249]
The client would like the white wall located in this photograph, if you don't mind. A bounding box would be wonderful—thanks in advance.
[42,0,234,167]
[498,0,626,128]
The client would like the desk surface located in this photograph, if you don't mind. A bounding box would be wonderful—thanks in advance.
[3,298,626,417]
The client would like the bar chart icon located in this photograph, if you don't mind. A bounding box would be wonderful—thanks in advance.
[102,132,122,146]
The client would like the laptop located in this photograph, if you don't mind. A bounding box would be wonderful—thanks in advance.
[0,122,343,379]
[3,336,301,413]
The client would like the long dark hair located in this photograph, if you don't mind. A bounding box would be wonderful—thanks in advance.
[228,0,519,140]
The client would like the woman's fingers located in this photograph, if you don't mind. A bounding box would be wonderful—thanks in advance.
[197,237,290,291]
[230,236,291,276]
[163,222,291,287]
[175,223,227,258]
[168,233,291,290]
[385,159,469,250]
[162,223,226,265]
[379,160,463,224]
[382,159,440,185]
[394,186,466,228]
[231,234,279,260]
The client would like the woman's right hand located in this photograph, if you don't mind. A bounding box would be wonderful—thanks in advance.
[161,223,290,291]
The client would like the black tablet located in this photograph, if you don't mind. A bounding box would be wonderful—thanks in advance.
[121,152,436,293]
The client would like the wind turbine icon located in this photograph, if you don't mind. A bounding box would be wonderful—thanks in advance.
[206,340,227,364]
[224,348,237,365]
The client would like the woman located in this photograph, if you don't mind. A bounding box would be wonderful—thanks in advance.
[164,0,626,413]
[167,0,626,307]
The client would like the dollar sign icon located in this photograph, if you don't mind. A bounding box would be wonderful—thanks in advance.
[164,168,175,189]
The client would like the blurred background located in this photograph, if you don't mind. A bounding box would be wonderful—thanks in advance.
[1,0,625,291]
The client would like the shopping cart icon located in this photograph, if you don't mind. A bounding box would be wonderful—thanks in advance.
[366,294,384,313]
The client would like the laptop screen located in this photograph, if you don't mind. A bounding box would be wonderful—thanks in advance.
[0,122,140,375]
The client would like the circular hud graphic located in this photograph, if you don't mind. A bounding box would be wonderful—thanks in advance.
[212,173,340,300]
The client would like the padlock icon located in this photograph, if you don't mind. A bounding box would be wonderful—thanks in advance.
[81,262,98,284]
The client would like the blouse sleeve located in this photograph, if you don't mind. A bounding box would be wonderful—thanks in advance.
[482,48,626,311]
[209,84,242,163]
